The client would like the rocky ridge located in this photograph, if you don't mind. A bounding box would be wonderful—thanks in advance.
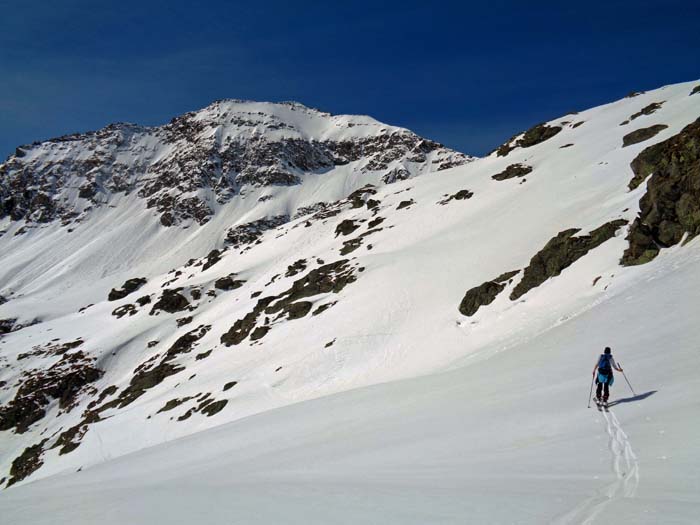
[0,100,472,230]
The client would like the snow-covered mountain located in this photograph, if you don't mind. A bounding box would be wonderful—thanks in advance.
[1,81,699,524]
[1,99,470,229]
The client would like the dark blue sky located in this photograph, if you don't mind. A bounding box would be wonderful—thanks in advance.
[1,1,698,157]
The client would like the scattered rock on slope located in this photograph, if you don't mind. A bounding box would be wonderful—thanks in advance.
[492,164,533,181]
[157,396,195,414]
[285,259,307,277]
[221,260,358,346]
[201,249,222,271]
[438,189,473,205]
[496,123,563,157]
[0,348,103,433]
[150,288,190,315]
[518,124,563,148]
[214,274,245,291]
[226,215,290,248]
[112,304,137,318]
[347,185,378,209]
[339,228,382,255]
[620,102,665,125]
[111,362,185,409]
[0,318,18,335]
[7,439,48,486]
[335,219,360,237]
[163,325,211,361]
[177,397,228,421]
[622,118,700,265]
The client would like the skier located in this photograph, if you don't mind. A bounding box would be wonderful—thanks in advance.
[592,347,623,406]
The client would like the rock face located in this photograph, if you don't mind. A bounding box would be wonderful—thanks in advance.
[0,101,472,229]
[510,220,628,300]
[622,118,700,265]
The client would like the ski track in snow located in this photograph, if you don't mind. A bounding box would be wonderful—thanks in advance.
[553,409,639,525]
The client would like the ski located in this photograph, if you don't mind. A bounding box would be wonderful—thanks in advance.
[594,398,609,411]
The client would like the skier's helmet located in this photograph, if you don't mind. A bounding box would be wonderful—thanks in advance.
[604,347,611,354]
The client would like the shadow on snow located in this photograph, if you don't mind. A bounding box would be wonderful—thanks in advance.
[608,390,657,407]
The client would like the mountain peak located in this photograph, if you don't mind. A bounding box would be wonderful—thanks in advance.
[0,101,472,230]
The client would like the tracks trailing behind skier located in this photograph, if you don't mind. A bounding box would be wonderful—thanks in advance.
[553,408,639,524]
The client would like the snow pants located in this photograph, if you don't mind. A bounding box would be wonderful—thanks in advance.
[596,371,614,400]
[596,381,609,401]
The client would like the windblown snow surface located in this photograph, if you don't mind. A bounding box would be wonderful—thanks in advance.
[1,81,699,524]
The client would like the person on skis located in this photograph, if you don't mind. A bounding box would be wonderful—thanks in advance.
[592,346,623,405]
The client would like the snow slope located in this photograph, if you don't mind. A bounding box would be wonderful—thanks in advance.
[1,242,698,524]
[1,80,699,523]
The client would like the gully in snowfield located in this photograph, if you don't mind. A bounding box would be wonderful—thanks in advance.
[592,347,623,406]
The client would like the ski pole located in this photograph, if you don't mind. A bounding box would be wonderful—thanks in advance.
[587,374,595,408]
[619,363,636,396]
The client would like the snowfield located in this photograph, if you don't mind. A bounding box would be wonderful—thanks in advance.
[1,80,699,524]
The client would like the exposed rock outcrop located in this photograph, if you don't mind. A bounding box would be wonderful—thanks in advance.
[0,346,103,434]
[214,275,245,291]
[622,124,668,147]
[491,164,533,181]
[150,288,190,315]
[495,123,562,157]
[7,439,48,486]
[510,220,628,300]
[226,215,290,247]
[459,271,519,317]
[438,189,473,205]
[221,260,358,346]
[620,102,665,126]
[622,118,700,265]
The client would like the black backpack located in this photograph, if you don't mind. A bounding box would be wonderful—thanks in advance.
[598,354,612,374]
